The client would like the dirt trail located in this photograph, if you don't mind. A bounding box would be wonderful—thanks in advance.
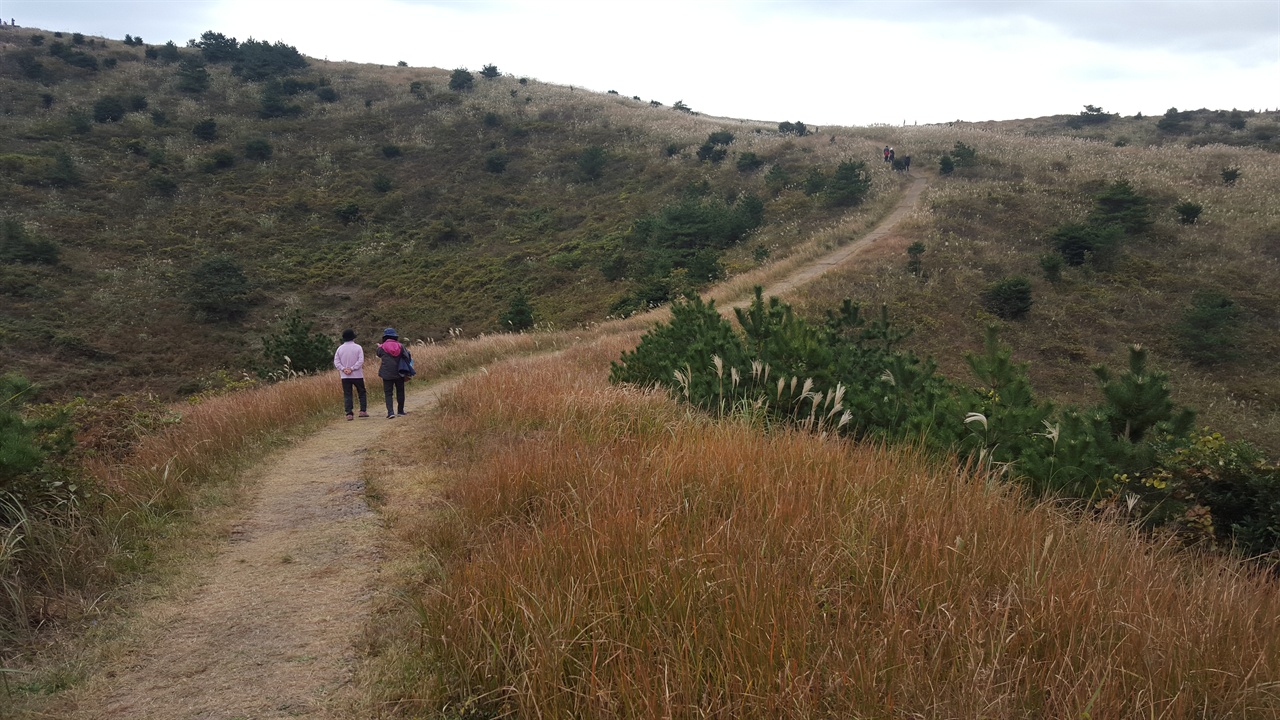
[58,174,928,719]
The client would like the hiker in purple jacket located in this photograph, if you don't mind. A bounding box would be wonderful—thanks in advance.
[375,327,411,418]
[333,328,368,420]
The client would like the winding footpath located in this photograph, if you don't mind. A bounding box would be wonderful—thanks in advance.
[61,175,928,719]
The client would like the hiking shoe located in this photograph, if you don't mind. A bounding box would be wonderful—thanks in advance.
[358,411,369,418]
[397,411,408,416]
[387,413,396,419]
[346,413,354,421]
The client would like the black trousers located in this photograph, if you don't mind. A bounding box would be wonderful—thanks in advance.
[342,378,367,414]
[383,378,405,415]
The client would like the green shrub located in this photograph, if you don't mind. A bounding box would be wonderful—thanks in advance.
[499,291,535,331]
[315,86,338,103]
[185,255,253,321]
[333,202,362,224]
[1039,252,1063,282]
[1157,107,1191,134]
[233,39,307,80]
[778,120,809,136]
[1175,291,1241,365]
[1077,104,1113,125]
[146,173,178,197]
[150,110,169,126]
[372,174,393,192]
[205,148,236,171]
[195,30,240,63]
[0,219,60,265]
[0,374,75,523]
[803,168,826,195]
[951,141,977,167]
[49,150,80,187]
[259,80,302,118]
[939,154,954,174]
[1222,167,1241,185]
[30,34,45,46]
[260,312,333,375]
[480,64,500,79]
[906,241,925,276]
[381,144,402,159]
[127,94,148,111]
[1175,201,1203,224]
[1090,180,1151,234]
[191,118,218,141]
[706,131,734,146]
[244,138,273,161]
[981,276,1033,319]
[577,146,607,181]
[1052,222,1122,266]
[824,161,871,208]
[696,143,726,163]
[449,68,474,91]
[280,77,317,95]
[735,152,764,172]
[92,95,126,123]
[102,57,118,69]
[158,40,182,63]
[483,152,509,173]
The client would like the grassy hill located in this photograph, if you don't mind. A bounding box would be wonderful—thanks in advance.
[0,25,902,399]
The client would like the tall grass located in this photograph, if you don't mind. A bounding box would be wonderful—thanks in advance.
[377,339,1280,718]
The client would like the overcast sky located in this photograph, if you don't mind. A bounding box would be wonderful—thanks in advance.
[6,0,1278,125]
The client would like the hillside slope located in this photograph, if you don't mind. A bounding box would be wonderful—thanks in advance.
[0,25,900,397]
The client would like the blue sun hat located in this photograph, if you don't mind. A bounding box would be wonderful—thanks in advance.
[382,327,398,339]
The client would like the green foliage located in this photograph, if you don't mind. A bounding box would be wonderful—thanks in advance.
[1052,222,1122,266]
[480,64,500,79]
[938,154,954,175]
[483,151,509,173]
[735,152,764,172]
[1089,180,1152,235]
[951,142,977,167]
[49,150,80,187]
[1222,167,1241,185]
[195,30,239,63]
[499,291,535,331]
[92,96,126,123]
[695,143,727,163]
[244,138,273,161]
[1228,109,1247,130]
[1176,291,1241,365]
[0,374,75,523]
[1157,107,1191,134]
[191,118,218,141]
[449,68,474,91]
[381,144,402,159]
[1076,104,1113,125]
[204,148,236,171]
[824,161,871,208]
[260,311,333,375]
[372,174,393,192]
[315,86,338,103]
[185,255,253,321]
[146,173,178,197]
[333,202,362,224]
[1038,252,1063,282]
[0,219,59,265]
[127,94,148,111]
[706,131,735,146]
[906,241,925,276]
[1175,201,1203,224]
[981,276,1033,319]
[576,146,607,181]
[158,40,182,63]
[233,39,307,81]
[778,121,809,136]
[259,80,302,118]
[1094,344,1194,444]
[803,167,826,195]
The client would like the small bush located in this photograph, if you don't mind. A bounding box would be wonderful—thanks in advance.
[480,64,500,79]
[0,219,60,265]
[707,131,734,146]
[499,291,535,331]
[244,138,273,161]
[1052,222,1122,266]
[261,311,333,375]
[397,60,408,67]
[30,34,45,46]
[205,148,236,171]
[577,146,607,180]
[449,68,474,91]
[92,96,126,123]
[315,86,338,103]
[333,202,362,224]
[372,174,393,192]
[1175,292,1241,365]
[191,118,218,141]
[1039,253,1063,282]
[951,142,977,167]
[981,276,1034,319]
[102,57,118,69]
[482,111,501,128]
[1222,167,1241,185]
[146,173,178,197]
[127,94,148,111]
[736,152,764,172]
[150,110,169,126]
[824,160,871,208]
[1175,201,1203,224]
[778,120,809,136]
[484,152,509,173]
[906,241,925,276]
[381,144,403,159]
[939,154,955,175]
[185,255,253,321]
[696,143,726,163]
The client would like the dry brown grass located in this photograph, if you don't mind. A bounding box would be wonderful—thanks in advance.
[371,338,1280,718]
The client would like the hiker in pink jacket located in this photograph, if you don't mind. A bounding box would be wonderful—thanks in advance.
[333,328,368,420]
[375,327,412,418]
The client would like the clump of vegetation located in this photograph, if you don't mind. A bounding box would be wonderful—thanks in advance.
[191,118,218,141]
[499,291,535,331]
[260,311,333,375]
[778,120,809,136]
[1175,291,1241,366]
[480,64,499,79]
[0,219,59,265]
[244,138,273,161]
[906,241,925,276]
[449,68,474,91]
[1175,201,1203,224]
[576,146,607,181]
[981,276,1033,319]
[185,255,253,321]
